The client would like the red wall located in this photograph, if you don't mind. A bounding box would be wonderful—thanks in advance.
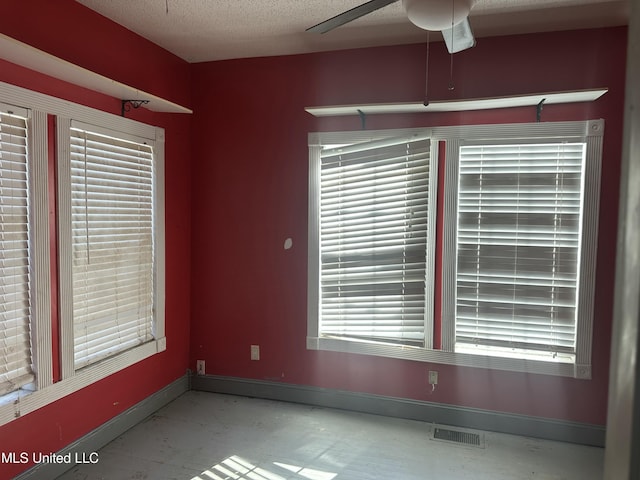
[0,1,627,477]
[0,2,192,479]
[190,27,626,426]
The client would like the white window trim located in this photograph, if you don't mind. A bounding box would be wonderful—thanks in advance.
[440,120,602,379]
[57,117,166,380]
[0,103,51,405]
[307,128,439,358]
[0,81,165,428]
[307,121,603,379]
[29,108,53,391]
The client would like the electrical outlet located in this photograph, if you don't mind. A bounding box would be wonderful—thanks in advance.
[428,370,438,385]
[250,345,260,361]
[196,360,205,375]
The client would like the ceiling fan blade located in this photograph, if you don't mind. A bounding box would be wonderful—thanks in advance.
[441,17,476,54]
[306,0,399,34]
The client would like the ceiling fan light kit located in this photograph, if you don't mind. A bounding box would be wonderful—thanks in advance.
[403,0,477,31]
[442,17,476,53]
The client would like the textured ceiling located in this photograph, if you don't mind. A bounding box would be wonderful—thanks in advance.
[76,0,629,63]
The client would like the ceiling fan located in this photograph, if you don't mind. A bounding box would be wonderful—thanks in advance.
[307,0,478,54]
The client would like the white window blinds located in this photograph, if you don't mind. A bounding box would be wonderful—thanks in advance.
[318,136,431,345]
[0,111,34,395]
[70,127,155,369]
[455,142,586,355]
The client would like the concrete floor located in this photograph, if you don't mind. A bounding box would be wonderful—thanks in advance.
[57,391,604,480]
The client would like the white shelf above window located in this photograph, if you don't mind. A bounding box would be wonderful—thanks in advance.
[305,88,608,117]
[0,33,192,114]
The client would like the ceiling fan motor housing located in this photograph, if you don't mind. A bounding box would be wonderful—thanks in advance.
[403,0,477,31]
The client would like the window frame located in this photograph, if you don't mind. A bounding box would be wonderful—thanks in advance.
[57,117,166,381]
[307,120,603,379]
[57,116,166,379]
[0,80,165,428]
[440,120,602,379]
[307,128,440,361]
[308,129,437,349]
[0,102,51,402]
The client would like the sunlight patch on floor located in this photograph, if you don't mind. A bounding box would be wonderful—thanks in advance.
[192,455,337,480]
[273,461,337,480]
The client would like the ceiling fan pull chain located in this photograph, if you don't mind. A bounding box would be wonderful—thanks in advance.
[424,30,430,106]
[449,52,455,91]
[448,0,456,91]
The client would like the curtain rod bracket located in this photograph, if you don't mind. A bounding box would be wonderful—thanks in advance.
[357,109,366,130]
[536,98,546,122]
[121,99,149,117]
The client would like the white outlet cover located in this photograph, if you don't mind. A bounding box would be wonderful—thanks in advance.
[196,360,205,375]
[250,345,260,360]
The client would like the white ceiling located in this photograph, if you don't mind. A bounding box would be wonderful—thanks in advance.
[76,0,629,63]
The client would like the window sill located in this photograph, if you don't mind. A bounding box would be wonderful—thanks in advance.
[307,336,591,379]
[455,344,575,364]
[0,338,166,427]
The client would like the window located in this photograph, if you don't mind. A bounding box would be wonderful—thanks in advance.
[58,119,166,378]
[0,81,164,427]
[0,109,33,396]
[0,101,50,409]
[308,129,438,358]
[69,125,155,369]
[308,121,602,378]
[454,142,586,361]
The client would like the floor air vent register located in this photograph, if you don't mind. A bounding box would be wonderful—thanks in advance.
[431,426,485,448]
